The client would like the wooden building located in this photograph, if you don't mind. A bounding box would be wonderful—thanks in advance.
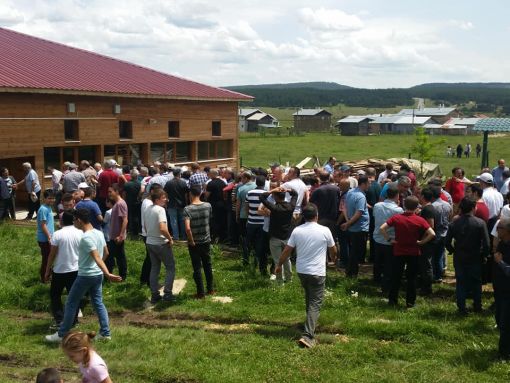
[0,28,252,196]
[336,116,375,136]
[293,108,332,132]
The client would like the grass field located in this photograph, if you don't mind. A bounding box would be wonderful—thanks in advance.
[239,133,510,179]
[1,224,509,382]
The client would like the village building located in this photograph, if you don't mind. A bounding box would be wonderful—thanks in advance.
[238,108,278,132]
[336,115,379,136]
[0,27,251,204]
[293,108,332,132]
[397,106,460,124]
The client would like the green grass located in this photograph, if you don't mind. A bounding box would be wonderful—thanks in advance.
[239,133,510,179]
[0,224,509,382]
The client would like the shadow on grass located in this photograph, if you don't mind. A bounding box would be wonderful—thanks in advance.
[453,347,500,372]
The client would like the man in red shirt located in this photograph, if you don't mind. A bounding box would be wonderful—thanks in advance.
[97,160,119,214]
[465,184,490,223]
[445,167,467,215]
[380,196,436,308]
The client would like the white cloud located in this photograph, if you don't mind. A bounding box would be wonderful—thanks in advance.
[299,7,364,31]
[448,19,474,30]
[0,3,24,26]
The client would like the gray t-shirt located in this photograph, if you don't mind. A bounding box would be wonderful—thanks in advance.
[184,202,212,244]
[144,204,168,245]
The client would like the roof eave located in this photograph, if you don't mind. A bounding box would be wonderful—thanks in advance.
[0,87,254,102]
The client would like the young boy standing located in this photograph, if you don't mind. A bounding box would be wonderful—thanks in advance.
[380,196,435,308]
[184,185,214,298]
[37,190,56,282]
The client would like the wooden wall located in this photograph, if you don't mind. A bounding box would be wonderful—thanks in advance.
[0,93,240,188]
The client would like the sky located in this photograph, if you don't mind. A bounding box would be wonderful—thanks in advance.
[0,0,508,89]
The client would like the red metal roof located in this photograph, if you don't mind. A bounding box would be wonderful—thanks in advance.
[0,27,252,101]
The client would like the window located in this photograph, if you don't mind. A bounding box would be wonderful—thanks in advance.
[197,140,233,161]
[212,121,221,136]
[44,147,60,173]
[168,121,180,138]
[119,121,133,139]
[64,120,79,141]
[175,142,191,162]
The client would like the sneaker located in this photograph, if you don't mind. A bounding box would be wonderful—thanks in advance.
[298,337,315,348]
[162,295,176,303]
[45,332,63,343]
[77,309,83,318]
[269,274,277,281]
[96,333,111,341]
[150,295,162,304]
[49,322,61,331]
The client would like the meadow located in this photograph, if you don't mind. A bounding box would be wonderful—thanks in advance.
[239,132,510,179]
[1,223,509,382]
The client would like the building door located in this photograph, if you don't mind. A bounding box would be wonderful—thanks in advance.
[0,156,35,208]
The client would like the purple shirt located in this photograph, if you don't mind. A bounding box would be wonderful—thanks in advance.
[109,198,128,240]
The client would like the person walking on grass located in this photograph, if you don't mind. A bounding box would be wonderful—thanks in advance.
[184,185,214,299]
[380,196,435,308]
[445,197,490,315]
[16,162,41,220]
[106,184,128,281]
[37,190,56,283]
[276,203,336,348]
[143,188,175,304]
[46,209,122,343]
[44,210,83,330]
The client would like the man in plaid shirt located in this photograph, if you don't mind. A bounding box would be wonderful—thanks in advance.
[189,163,209,190]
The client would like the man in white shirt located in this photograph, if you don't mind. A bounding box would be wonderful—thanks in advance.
[282,166,308,217]
[377,163,395,184]
[500,171,510,198]
[143,187,175,304]
[478,173,504,231]
[276,203,337,348]
[44,210,83,328]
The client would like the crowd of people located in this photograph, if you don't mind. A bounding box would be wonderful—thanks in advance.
[446,143,481,158]
[3,154,510,381]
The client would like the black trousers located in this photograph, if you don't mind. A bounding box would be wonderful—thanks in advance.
[495,292,510,358]
[346,231,367,277]
[27,191,41,219]
[211,203,227,241]
[50,271,80,324]
[374,242,393,292]
[419,243,434,294]
[188,242,213,295]
[140,236,151,286]
[105,240,127,280]
[389,255,418,306]
[127,202,141,236]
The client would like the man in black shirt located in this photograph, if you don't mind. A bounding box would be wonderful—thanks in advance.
[445,197,490,314]
[310,171,340,243]
[419,187,436,295]
[205,169,227,242]
[494,218,510,358]
[260,187,297,282]
[164,168,189,240]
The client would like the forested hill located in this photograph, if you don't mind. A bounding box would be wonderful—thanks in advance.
[226,82,510,113]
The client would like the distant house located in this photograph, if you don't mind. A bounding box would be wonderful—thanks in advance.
[370,116,433,134]
[238,108,262,132]
[423,117,483,135]
[397,106,460,124]
[293,108,332,132]
[336,116,376,136]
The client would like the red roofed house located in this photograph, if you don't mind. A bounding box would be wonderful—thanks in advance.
[0,27,252,204]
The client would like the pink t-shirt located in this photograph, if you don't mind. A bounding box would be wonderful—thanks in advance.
[79,351,109,383]
[109,198,128,240]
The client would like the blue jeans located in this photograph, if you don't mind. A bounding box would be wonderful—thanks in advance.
[432,238,445,280]
[168,207,186,240]
[58,274,110,337]
[455,263,482,311]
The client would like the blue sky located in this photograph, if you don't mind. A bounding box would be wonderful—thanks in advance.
[0,0,507,88]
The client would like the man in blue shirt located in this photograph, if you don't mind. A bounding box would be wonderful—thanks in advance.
[37,190,55,282]
[492,159,509,191]
[324,157,336,174]
[341,175,370,277]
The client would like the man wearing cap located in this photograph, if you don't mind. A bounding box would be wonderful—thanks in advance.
[479,173,503,229]
[97,160,119,214]
[492,159,509,192]
[62,163,86,194]
[339,165,358,189]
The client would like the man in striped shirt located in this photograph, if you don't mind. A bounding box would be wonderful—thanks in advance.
[246,176,267,275]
